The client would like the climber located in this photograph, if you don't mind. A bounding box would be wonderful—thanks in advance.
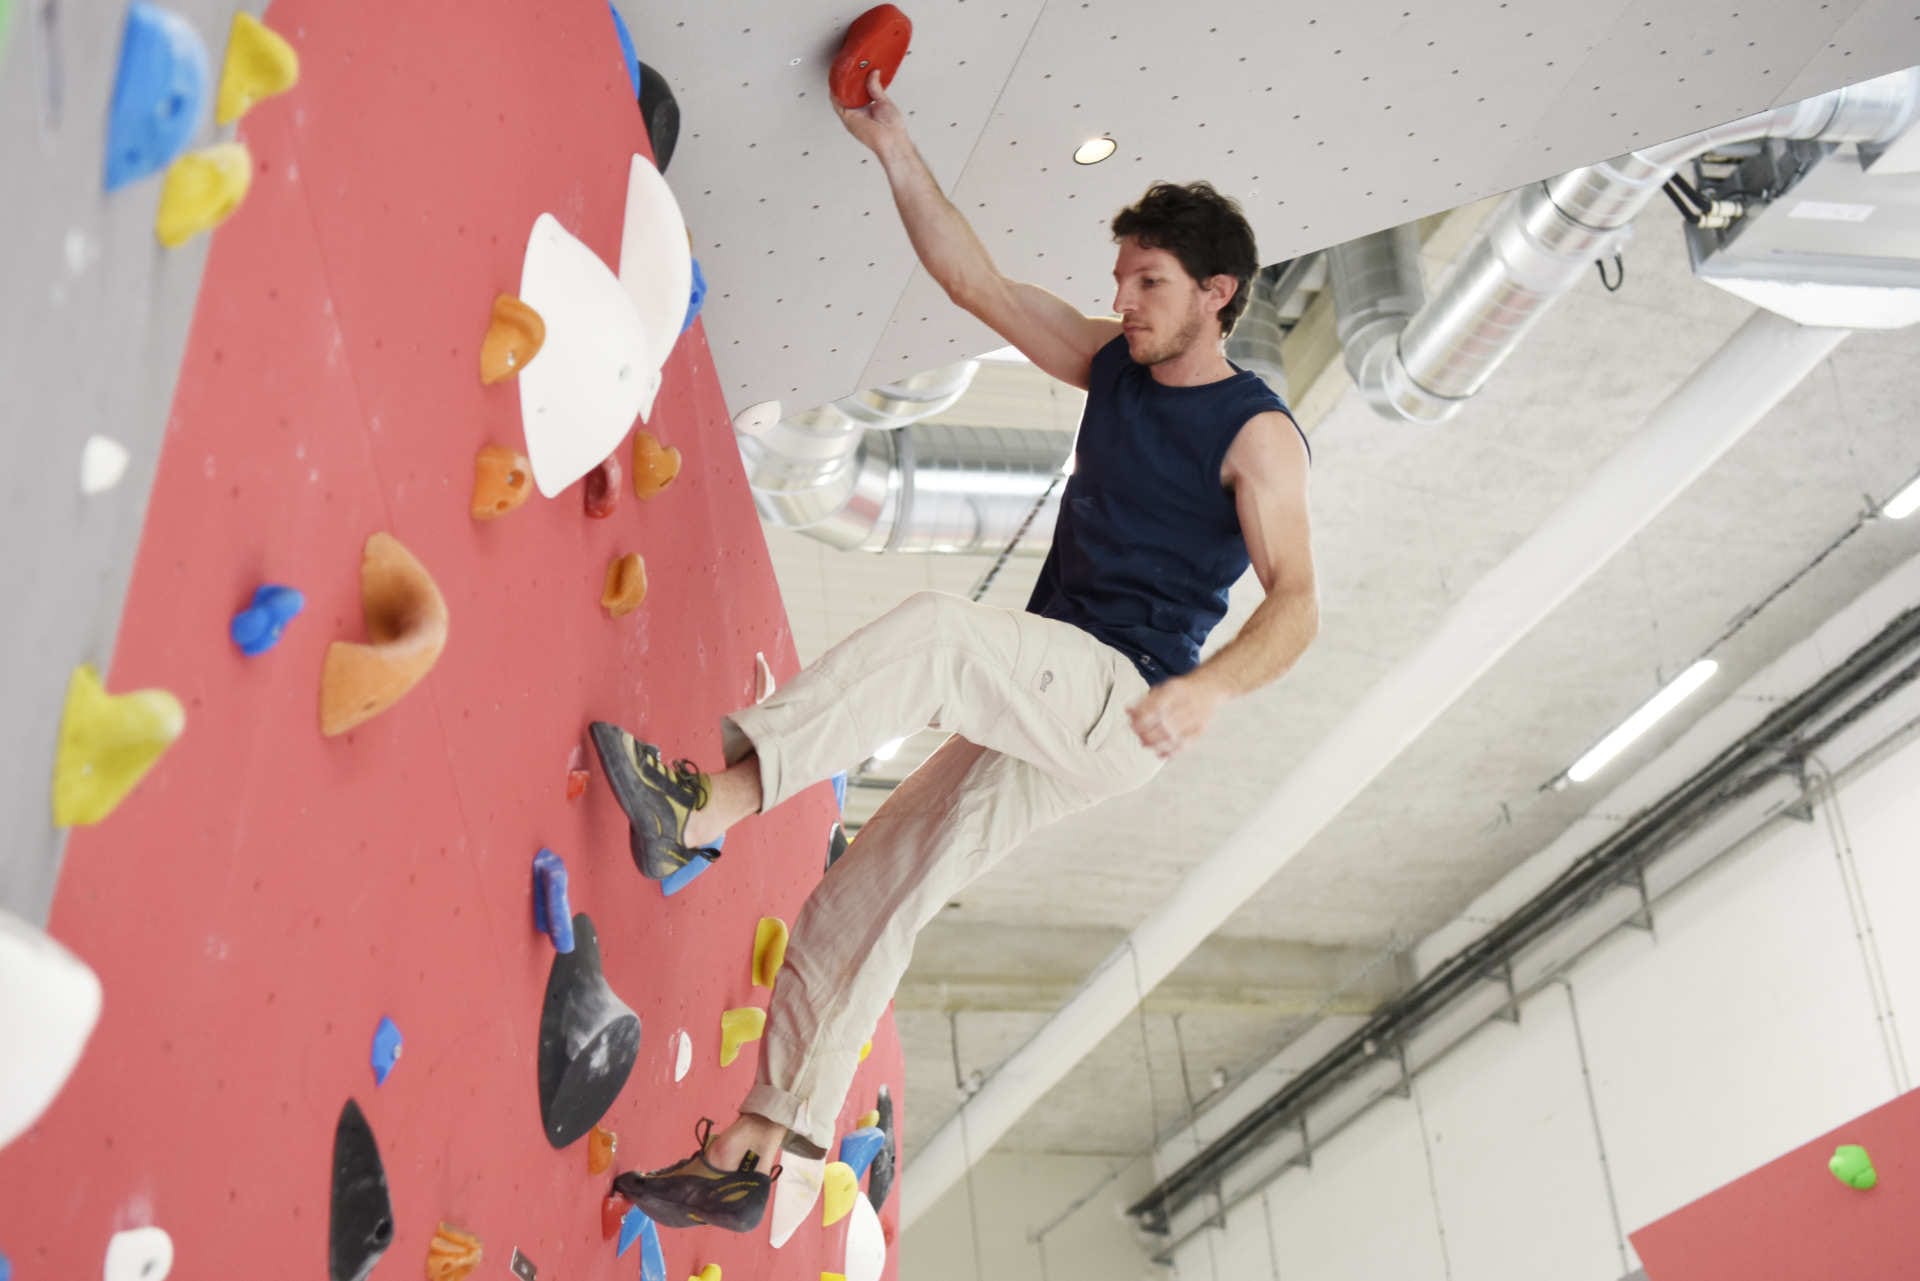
[602,67,1318,1231]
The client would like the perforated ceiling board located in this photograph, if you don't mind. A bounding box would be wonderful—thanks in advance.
[621,1,1920,415]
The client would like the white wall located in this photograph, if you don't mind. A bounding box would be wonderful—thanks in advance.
[903,1152,1161,1281]
[1159,556,1920,1281]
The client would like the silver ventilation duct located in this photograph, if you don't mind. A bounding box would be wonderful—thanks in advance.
[1340,67,1920,423]
[1224,267,1291,400]
[1327,224,1427,417]
[737,360,1071,554]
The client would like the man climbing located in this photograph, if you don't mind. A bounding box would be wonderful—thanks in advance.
[602,69,1317,1232]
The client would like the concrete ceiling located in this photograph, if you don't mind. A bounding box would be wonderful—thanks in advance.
[618,0,1920,1178]
[761,191,1920,1160]
[623,0,1920,417]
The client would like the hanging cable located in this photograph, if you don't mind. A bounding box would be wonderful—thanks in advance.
[1595,253,1626,293]
[970,471,1063,602]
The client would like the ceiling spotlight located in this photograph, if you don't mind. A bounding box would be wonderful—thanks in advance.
[1073,135,1117,165]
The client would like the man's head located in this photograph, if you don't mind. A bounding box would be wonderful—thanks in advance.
[1109,181,1258,367]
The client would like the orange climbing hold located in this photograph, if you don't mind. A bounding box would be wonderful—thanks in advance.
[631,430,682,500]
[155,143,253,248]
[566,769,590,800]
[425,1223,484,1281]
[470,444,533,520]
[584,455,621,518]
[830,4,912,109]
[601,553,647,618]
[587,1124,618,1175]
[319,533,449,737]
[480,293,545,384]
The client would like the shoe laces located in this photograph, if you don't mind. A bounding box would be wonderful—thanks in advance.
[640,745,711,810]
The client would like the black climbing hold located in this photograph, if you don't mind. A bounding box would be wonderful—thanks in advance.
[825,821,848,874]
[537,912,641,1148]
[637,60,679,172]
[867,1083,897,1212]
[328,1099,394,1281]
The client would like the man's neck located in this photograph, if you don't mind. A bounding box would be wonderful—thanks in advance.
[1146,339,1234,388]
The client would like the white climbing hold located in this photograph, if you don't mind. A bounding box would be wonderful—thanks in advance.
[0,909,104,1151]
[104,1225,174,1281]
[516,213,653,497]
[672,1028,692,1083]
[616,153,692,425]
[844,1193,885,1281]
[80,436,131,496]
[768,1151,825,1249]
[754,652,775,704]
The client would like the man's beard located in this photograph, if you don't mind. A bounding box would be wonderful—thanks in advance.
[1139,308,1205,366]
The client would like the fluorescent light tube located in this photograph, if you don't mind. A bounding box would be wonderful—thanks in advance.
[1567,659,1719,784]
[1884,472,1920,520]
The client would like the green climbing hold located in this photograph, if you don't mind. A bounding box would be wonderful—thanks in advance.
[1829,1143,1877,1190]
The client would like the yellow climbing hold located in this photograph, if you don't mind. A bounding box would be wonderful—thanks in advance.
[823,1275,847,1281]
[821,1161,857,1227]
[859,1040,872,1062]
[752,917,788,989]
[155,144,252,248]
[52,665,185,826]
[216,11,298,125]
[689,1267,721,1281]
[856,1110,879,1131]
[718,1006,765,1068]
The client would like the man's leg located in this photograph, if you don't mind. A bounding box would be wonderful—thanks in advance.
[604,590,1151,868]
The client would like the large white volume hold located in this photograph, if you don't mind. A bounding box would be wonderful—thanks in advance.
[104,1225,174,1281]
[0,909,104,1150]
[616,154,693,424]
[80,436,132,496]
[768,1151,825,1249]
[844,1193,886,1281]
[516,213,653,497]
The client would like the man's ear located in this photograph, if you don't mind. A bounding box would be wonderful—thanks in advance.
[1206,274,1239,318]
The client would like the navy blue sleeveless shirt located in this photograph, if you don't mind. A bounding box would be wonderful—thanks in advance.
[1026,335,1302,686]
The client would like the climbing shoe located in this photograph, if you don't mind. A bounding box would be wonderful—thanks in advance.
[589,721,718,880]
[609,1118,778,1232]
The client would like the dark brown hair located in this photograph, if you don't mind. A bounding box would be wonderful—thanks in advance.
[1111,181,1259,335]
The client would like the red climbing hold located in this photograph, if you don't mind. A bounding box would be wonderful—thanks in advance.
[601,1193,629,1240]
[584,454,621,518]
[566,769,590,801]
[830,5,912,109]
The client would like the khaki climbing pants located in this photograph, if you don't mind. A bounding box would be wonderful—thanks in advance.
[721,590,1161,1156]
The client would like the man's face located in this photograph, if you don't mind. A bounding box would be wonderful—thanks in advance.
[1111,238,1216,366]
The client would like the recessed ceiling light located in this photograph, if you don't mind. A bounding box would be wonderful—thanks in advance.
[1073,136,1117,165]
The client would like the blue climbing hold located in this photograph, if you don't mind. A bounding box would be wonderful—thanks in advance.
[532,848,575,953]
[832,771,848,813]
[0,1246,12,1281]
[609,2,641,101]
[104,2,211,191]
[229,584,304,655]
[838,1125,887,1180]
[370,1015,402,1086]
[661,835,721,898]
[681,258,707,334]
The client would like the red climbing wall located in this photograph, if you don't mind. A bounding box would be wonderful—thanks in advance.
[1631,1086,1920,1280]
[0,1,904,1278]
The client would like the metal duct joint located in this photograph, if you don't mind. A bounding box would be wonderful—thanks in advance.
[1343,67,1920,424]
[737,360,1072,554]
[1224,267,1291,400]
